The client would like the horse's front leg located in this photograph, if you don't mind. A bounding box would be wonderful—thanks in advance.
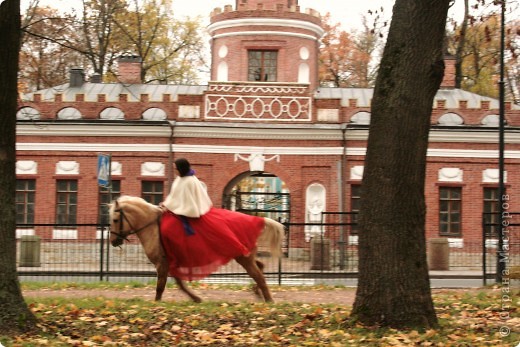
[174,277,202,303]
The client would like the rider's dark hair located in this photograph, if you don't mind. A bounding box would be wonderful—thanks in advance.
[175,158,191,177]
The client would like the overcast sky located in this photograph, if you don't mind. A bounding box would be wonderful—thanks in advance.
[24,0,473,31]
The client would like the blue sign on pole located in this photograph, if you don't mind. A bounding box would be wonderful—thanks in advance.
[97,154,111,187]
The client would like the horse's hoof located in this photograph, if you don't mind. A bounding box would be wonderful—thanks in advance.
[192,297,203,303]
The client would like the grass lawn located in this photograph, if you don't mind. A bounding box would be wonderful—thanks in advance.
[0,283,518,346]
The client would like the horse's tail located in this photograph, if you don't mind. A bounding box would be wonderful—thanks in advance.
[259,217,285,258]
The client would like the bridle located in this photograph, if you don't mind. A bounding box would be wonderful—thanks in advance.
[109,199,160,244]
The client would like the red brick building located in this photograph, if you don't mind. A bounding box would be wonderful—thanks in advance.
[16,0,520,256]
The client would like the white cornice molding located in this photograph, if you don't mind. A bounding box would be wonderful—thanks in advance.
[346,128,520,143]
[16,122,520,143]
[16,123,171,137]
[173,126,340,140]
[207,18,325,38]
[211,31,318,41]
[15,143,520,159]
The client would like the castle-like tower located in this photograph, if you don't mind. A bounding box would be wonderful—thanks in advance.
[208,0,323,90]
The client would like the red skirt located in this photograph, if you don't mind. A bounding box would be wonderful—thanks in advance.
[160,208,265,281]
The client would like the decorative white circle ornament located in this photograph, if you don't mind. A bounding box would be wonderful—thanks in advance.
[218,45,228,58]
[299,46,309,60]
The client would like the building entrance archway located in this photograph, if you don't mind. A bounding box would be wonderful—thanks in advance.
[222,172,290,225]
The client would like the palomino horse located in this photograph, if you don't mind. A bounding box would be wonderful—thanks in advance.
[108,196,284,302]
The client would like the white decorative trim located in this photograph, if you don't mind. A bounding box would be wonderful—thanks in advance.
[178,105,200,119]
[208,83,309,94]
[53,229,78,239]
[56,161,79,175]
[96,229,110,240]
[205,94,312,121]
[298,63,310,84]
[348,235,359,245]
[16,229,35,238]
[141,162,165,176]
[111,161,122,176]
[216,61,229,82]
[482,168,507,183]
[305,183,326,242]
[317,109,338,122]
[218,45,228,58]
[447,238,464,248]
[212,31,319,41]
[438,168,463,182]
[14,142,520,160]
[234,152,280,172]
[350,166,364,180]
[16,123,520,144]
[299,47,310,60]
[208,18,325,38]
[16,160,37,174]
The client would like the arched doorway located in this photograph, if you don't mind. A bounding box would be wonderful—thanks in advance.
[222,172,290,225]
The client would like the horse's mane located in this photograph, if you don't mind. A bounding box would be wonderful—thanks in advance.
[109,195,161,217]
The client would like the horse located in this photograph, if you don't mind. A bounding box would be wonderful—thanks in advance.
[108,195,285,302]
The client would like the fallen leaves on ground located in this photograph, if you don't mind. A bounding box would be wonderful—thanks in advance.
[1,287,518,346]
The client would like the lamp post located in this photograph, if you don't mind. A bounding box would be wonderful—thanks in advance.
[496,0,506,283]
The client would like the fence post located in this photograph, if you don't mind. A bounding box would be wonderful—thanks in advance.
[100,225,106,281]
[482,213,487,286]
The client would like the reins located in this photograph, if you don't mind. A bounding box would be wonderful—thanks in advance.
[110,201,161,243]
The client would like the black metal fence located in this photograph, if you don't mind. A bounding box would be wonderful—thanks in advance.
[16,218,519,285]
[482,212,520,285]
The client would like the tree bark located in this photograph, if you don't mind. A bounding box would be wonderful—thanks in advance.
[351,0,450,328]
[0,0,37,334]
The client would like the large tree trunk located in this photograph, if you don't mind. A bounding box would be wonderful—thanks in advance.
[0,0,37,334]
[351,0,450,328]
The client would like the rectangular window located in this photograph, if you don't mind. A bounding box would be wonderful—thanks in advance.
[142,181,164,205]
[350,185,362,234]
[248,50,278,82]
[439,187,462,236]
[56,179,78,225]
[98,180,121,225]
[483,187,499,238]
[16,179,36,224]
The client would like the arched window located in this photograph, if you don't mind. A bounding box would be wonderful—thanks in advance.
[351,111,371,125]
[17,107,41,120]
[142,108,167,121]
[437,112,463,126]
[100,107,124,120]
[57,107,82,120]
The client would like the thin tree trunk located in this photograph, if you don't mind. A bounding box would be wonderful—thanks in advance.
[351,0,450,328]
[455,0,469,88]
[0,0,37,334]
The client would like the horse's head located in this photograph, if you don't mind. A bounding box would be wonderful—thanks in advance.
[109,199,128,247]
[108,196,162,247]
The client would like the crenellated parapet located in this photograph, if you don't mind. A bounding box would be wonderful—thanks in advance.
[210,2,322,26]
